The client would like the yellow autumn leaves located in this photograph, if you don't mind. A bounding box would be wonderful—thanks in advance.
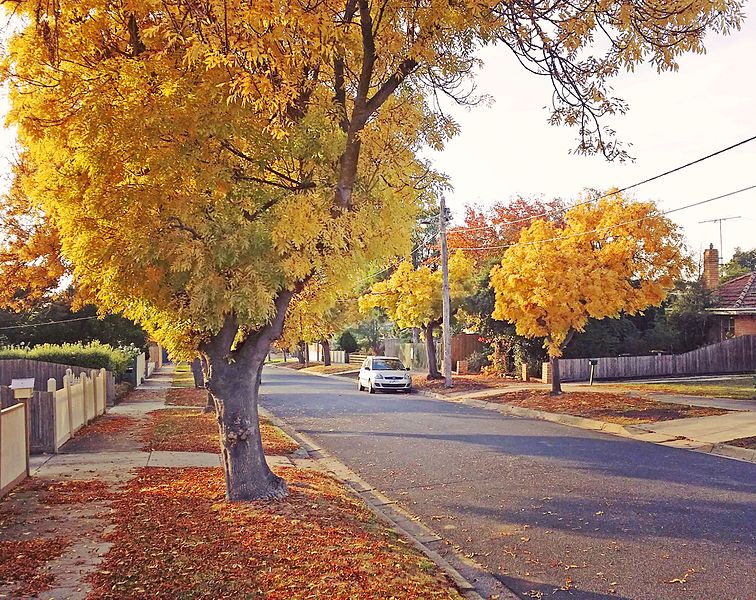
[490,193,689,357]
[358,252,475,330]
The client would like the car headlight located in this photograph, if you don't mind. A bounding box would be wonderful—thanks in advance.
[375,373,384,379]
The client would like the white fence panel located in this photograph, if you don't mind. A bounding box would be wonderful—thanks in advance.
[1,403,28,496]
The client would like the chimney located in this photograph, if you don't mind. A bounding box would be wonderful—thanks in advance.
[702,243,719,290]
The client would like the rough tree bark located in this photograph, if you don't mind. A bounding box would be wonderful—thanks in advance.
[198,354,215,413]
[424,320,442,380]
[296,341,306,364]
[321,338,331,366]
[202,292,292,501]
[549,330,575,396]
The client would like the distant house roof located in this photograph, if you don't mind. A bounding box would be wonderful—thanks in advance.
[708,272,756,314]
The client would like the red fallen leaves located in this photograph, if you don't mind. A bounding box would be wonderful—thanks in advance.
[485,391,728,425]
[0,537,70,596]
[75,415,138,438]
[165,388,209,407]
[19,477,114,504]
[88,467,461,600]
[142,409,299,455]
[19,478,115,505]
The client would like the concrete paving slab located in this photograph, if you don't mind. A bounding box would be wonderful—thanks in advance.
[147,450,220,468]
[637,411,756,443]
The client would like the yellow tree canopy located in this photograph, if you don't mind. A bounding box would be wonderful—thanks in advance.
[490,193,690,356]
[359,251,475,329]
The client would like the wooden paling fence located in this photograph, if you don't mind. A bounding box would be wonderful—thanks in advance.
[0,359,116,406]
[557,335,756,382]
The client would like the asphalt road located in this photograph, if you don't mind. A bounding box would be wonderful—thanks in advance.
[260,367,756,600]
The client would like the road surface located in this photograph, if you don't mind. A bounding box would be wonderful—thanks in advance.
[260,367,756,600]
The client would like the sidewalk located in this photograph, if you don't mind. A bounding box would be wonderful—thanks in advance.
[2,365,293,600]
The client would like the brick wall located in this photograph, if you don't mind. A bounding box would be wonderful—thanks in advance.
[734,315,756,336]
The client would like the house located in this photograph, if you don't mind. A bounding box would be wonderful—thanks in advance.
[703,244,756,341]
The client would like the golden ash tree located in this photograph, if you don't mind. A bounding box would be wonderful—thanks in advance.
[489,193,690,394]
[1,0,741,500]
[359,252,474,379]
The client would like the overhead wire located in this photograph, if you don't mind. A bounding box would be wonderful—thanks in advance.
[448,184,756,251]
[448,134,756,234]
[0,316,99,331]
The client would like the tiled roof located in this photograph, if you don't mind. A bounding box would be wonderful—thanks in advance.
[714,272,756,310]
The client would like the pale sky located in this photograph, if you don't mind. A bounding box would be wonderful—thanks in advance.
[428,5,756,266]
[2,7,755,266]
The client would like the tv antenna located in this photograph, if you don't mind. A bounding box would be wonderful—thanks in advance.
[698,216,741,261]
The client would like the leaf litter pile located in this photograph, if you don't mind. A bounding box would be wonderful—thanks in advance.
[165,387,209,407]
[88,467,461,600]
[0,537,70,596]
[486,390,728,424]
[20,477,115,505]
[143,409,299,455]
[74,415,138,438]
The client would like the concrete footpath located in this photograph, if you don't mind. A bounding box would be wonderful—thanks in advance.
[4,365,295,600]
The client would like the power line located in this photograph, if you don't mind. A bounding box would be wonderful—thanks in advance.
[448,134,756,234]
[0,316,99,331]
[449,184,756,252]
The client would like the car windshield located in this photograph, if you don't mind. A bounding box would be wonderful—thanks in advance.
[372,358,404,370]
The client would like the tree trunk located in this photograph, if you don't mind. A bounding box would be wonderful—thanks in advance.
[549,330,574,397]
[321,338,331,366]
[191,358,204,388]
[208,353,286,501]
[296,341,306,364]
[424,322,442,379]
[550,356,562,396]
[200,293,292,501]
[199,355,215,413]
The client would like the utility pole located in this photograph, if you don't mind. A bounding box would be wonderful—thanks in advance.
[699,216,741,262]
[439,195,452,388]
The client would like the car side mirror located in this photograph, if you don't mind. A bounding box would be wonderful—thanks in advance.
[405,367,410,371]
[364,366,370,371]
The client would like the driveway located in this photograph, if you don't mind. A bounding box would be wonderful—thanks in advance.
[260,367,756,600]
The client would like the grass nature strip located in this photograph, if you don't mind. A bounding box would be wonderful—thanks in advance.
[484,390,728,425]
[143,408,299,455]
[88,467,462,600]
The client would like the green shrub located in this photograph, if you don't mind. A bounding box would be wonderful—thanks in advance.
[467,350,491,374]
[336,331,359,354]
[0,342,140,376]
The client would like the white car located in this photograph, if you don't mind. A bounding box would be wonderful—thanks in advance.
[357,356,412,393]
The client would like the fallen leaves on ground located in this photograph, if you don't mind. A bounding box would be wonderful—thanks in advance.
[484,391,728,424]
[19,478,114,504]
[171,362,196,388]
[142,409,299,455]
[165,388,209,407]
[74,415,138,438]
[0,537,70,596]
[724,436,756,449]
[413,375,522,395]
[87,467,461,600]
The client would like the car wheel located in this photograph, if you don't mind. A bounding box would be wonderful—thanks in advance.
[368,382,376,394]
[357,380,363,391]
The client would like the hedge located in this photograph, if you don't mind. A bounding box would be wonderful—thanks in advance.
[0,342,141,377]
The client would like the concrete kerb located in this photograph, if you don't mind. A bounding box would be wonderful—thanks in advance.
[258,404,517,600]
[269,365,756,464]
